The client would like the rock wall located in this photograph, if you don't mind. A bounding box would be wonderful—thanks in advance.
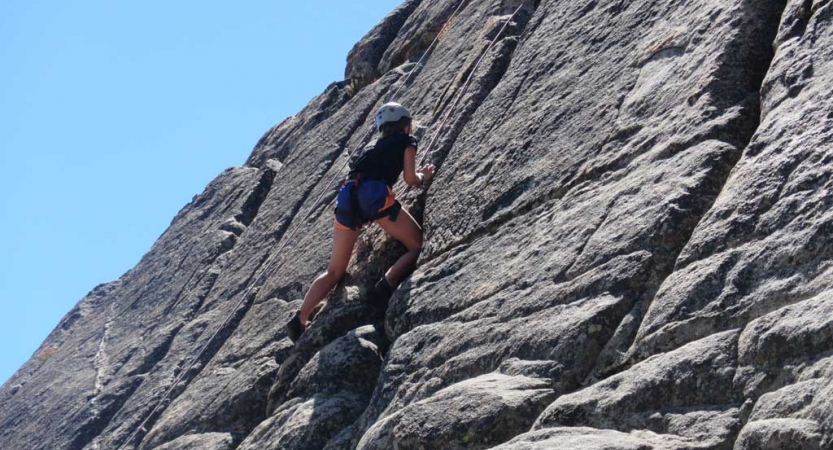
[2,0,832,449]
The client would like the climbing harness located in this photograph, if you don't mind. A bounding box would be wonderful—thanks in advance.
[335,175,402,230]
[336,174,365,230]
[114,2,472,449]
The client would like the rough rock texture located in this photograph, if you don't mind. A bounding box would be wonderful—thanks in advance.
[356,373,556,450]
[153,433,234,450]
[2,0,833,449]
[491,427,727,450]
[534,331,744,449]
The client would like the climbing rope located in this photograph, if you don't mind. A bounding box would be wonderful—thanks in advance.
[396,2,525,198]
[414,3,526,178]
[114,2,470,449]
[285,0,472,227]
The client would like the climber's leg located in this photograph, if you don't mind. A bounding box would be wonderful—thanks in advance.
[298,224,360,325]
[375,208,423,288]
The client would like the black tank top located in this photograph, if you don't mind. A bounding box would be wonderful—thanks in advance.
[349,133,419,187]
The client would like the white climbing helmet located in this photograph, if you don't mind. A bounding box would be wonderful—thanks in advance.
[374,102,412,130]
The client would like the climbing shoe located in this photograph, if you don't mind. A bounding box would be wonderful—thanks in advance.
[373,277,395,309]
[285,312,305,343]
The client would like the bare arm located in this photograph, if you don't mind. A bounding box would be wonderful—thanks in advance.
[403,146,420,185]
[402,146,436,186]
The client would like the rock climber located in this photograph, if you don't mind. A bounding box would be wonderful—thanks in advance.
[285,102,435,342]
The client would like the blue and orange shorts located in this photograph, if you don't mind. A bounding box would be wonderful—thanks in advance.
[334,179,401,230]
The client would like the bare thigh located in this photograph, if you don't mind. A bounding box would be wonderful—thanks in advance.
[375,209,423,250]
[298,224,360,323]
[328,225,361,276]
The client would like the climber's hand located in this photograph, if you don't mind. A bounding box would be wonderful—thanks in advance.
[417,164,436,183]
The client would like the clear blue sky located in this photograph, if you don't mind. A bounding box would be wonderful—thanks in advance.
[0,0,401,385]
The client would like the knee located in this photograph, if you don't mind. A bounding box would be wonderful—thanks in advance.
[409,235,424,253]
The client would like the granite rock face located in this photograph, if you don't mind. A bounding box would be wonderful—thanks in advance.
[2,0,833,449]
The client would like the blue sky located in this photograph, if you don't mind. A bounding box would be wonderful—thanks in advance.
[0,0,402,385]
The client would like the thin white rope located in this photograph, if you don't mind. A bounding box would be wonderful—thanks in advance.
[301,0,471,210]
[397,2,525,199]
[388,0,469,104]
[415,3,525,170]
[114,3,470,449]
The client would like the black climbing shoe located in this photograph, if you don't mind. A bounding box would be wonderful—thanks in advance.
[373,277,395,309]
[286,312,305,343]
